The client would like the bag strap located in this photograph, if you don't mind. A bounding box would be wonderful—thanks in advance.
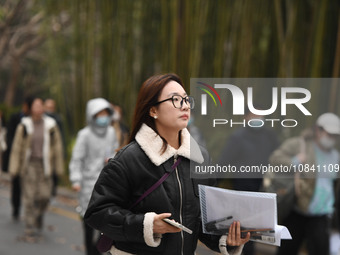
[129,156,182,210]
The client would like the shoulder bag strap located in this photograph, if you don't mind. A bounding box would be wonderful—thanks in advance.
[129,156,182,210]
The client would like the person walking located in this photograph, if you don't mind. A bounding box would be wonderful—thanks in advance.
[69,98,119,255]
[270,112,340,255]
[111,104,130,150]
[9,97,64,242]
[84,74,249,255]
[44,98,65,198]
[3,97,31,220]
[0,110,7,173]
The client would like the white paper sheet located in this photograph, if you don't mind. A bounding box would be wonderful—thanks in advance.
[199,185,292,246]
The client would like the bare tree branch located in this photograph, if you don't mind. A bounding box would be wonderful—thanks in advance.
[8,11,46,57]
[0,0,26,30]
[0,0,27,58]
[15,35,45,57]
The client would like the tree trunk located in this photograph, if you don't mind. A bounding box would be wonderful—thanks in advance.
[4,57,20,107]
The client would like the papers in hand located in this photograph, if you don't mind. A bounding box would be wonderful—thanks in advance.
[198,185,292,246]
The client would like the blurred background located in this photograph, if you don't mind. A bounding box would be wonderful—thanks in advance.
[1,1,340,254]
[1,0,340,148]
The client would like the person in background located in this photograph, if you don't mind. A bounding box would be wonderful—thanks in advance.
[187,113,206,148]
[270,113,340,255]
[84,74,249,255]
[3,97,31,220]
[111,104,130,150]
[218,107,279,255]
[0,110,6,173]
[44,99,64,136]
[9,97,64,242]
[69,98,119,255]
[44,98,65,198]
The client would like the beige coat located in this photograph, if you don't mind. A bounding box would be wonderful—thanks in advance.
[269,129,339,213]
[9,115,64,177]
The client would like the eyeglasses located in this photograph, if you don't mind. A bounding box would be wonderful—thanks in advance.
[154,95,195,109]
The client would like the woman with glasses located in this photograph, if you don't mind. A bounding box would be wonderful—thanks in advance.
[85,73,249,255]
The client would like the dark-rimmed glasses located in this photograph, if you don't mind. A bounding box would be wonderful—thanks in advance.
[154,95,195,109]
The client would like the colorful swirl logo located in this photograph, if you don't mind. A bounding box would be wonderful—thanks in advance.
[197,82,223,107]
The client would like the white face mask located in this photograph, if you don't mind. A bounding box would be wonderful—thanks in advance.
[249,118,264,128]
[95,116,111,127]
[319,135,336,150]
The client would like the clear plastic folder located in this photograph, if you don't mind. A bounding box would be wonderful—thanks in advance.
[198,185,292,246]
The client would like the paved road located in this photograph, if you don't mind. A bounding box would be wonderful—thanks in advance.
[0,174,221,255]
[0,173,282,255]
[0,176,84,255]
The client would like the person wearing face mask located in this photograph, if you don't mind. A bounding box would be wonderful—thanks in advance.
[217,107,279,255]
[69,98,119,255]
[270,112,340,255]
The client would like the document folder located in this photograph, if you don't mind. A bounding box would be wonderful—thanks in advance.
[198,185,292,246]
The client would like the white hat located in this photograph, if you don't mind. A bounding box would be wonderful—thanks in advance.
[86,98,113,123]
[316,113,340,135]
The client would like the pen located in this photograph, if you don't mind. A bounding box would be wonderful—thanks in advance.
[240,228,273,233]
[205,216,233,226]
[205,216,233,232]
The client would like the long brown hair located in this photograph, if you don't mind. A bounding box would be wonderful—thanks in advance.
[129,73,184,151]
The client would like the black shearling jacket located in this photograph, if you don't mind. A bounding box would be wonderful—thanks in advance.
[84,124,228,255]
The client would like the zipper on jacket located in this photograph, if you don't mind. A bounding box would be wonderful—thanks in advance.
[174,156,184,255]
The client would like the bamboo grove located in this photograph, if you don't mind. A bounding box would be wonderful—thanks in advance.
[1,0,340,142]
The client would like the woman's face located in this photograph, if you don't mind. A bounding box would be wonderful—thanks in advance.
[31,98,44,119]
[151,80,190,132]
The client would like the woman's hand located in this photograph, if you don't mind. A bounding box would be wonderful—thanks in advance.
[153,213,182,234]
[227,221,250,246]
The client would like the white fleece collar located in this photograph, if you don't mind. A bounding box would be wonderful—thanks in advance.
[21,115,57,176]
[135,124,204,166]
[21,115,56,134]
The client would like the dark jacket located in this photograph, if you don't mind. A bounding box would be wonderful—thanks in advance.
[218,126,278,191]
[2,111,26,172]
[85,124,233,255]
